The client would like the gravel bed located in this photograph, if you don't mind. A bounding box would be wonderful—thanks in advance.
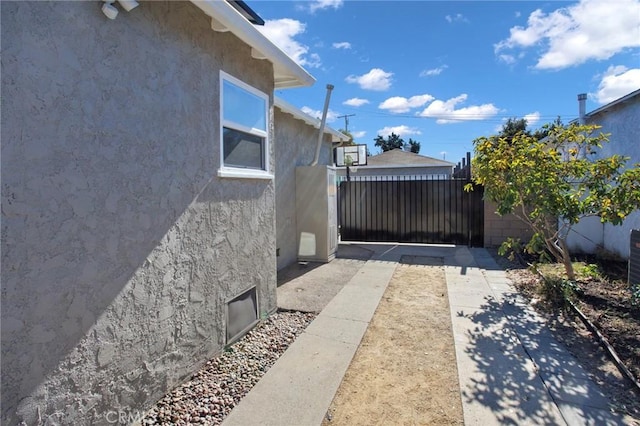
[142,311,316,425]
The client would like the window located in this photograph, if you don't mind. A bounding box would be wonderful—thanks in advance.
[219,71,271,179]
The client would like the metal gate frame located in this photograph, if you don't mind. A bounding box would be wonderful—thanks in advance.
[337,175,484,246]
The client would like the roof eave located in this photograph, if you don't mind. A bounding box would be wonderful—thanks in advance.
[585,88,640,118]
[275,97,350,142]
[571,88,640,124]
[190,0,315,89]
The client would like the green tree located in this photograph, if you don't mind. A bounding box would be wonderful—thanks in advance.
[373,133,422,154]
[374,133,405,152]
[533,116,563,140]
[500,117,531,141]
[338,129,355,145]
[407,138,421,154]
[469,122,640,280]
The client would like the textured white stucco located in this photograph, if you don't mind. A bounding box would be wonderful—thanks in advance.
[567,95,640,259]
[1,2,278,424]
[274,108,333,271]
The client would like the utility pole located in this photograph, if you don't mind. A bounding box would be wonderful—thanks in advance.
[338,114,355,132]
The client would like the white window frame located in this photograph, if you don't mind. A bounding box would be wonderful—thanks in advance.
[218,71,272,179]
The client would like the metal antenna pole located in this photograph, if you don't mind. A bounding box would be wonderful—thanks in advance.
[310,84,334,166]
[338,114,355,132]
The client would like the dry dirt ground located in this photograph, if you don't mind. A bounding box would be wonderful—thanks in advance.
[322,259,464,426]
[321,252,640,425]
[500,253,640,420]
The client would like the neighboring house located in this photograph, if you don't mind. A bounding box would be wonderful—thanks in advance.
[274,97,349,271]
[566,89,640,259]
[1,1,315,424]
[336,149,455,180]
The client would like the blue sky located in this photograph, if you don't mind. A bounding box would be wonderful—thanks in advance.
[252,0,640,164]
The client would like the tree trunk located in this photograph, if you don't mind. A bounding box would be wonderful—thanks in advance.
[558,238,576,280]
[544,236,576,281]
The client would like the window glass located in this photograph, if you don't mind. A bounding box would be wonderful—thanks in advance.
[223,127,264,169]
[220,72,269,175]
[223,80,266,131]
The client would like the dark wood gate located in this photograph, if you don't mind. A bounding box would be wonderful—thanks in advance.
[338,176,484,246]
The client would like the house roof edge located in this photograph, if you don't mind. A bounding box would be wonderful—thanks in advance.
[571,89,640,124]
[275,97,349,142]
[190,0,315,89]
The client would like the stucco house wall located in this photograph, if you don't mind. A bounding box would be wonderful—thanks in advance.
[335,150,454,180]
[337,165,453,180]
[1,2,285,424]
[566,91,640,259]
[274,107,336,271]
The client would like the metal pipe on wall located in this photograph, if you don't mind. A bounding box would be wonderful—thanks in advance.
[310,84,334,166]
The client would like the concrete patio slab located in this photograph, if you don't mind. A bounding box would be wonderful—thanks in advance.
[540,371,610,408]
[222,332,357,426]
[223,256,397,426]
[277,257,368,313]
[318,285,386,323]
[303,314,369,346]
[223,244,626,426]
[557,402,628,426]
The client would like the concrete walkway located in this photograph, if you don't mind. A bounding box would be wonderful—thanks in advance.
[446,248,626,425]
[223,244,628,426]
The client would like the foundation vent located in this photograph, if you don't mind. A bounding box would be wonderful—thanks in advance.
[226,286,258,344]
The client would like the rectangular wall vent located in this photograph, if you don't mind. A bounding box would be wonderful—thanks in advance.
[629,229,640,286]
[226,286,258,344]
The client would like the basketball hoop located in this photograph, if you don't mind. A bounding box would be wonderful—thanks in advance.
[335,144,368,167]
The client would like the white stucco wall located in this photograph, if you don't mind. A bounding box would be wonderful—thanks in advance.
[565,216,605,254]
[567,95,640,259]
[1,2,278,424]
[274,108,332,270]
[335,165,452,180]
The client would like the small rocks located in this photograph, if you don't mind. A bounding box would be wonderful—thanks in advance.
[142,311,315,425]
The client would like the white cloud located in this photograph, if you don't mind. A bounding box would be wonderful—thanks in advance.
[594,66,640,104]
[352,130,367,139]
[378,94,434,114]
[420,65,448,77]
[343,98,370,107]
[377,125,422,138]
[497,54,516,65]
[301,106,339,123]
[495,0,640,70]
[418,94,499,124]
[257,19,321,68]
[524,111,541,126]
[445,13,469,23]
[345,68,393,91]
[309,0,343,12]
[332,42,351,49]
[306,53,321,68]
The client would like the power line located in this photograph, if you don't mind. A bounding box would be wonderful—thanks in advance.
[339,107,577,123]
[337,114,356,132]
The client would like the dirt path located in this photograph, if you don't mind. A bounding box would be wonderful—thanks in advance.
[323,258,464,426]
